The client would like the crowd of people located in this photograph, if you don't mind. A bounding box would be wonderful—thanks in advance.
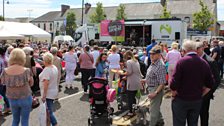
[0,38,223,126]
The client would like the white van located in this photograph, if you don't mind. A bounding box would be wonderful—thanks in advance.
[53,35,74,45]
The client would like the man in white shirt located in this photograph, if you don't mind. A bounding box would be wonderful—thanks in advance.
[91,45,100,68]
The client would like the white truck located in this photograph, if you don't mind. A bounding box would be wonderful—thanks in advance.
[124,18,187,46]
[73,18,187,47]
[73,24,98,47]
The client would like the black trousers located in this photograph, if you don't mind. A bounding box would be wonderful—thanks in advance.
[80,68,95,92]
[172,98,202,126]
[127,90,137,113]
[219,60,223,77]
[200,93,212,126]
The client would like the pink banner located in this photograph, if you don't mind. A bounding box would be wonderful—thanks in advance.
[100,20,125,37]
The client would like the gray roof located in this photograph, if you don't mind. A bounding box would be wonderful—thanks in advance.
[219,21,224,25]
[65,0,216,25]
[31,0,217,24]
[167,0,216,15]
[31,11,62,22]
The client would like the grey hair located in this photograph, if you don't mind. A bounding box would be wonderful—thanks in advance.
[23,47,33,55]
[182,39,197,52]
[50,47,58,55]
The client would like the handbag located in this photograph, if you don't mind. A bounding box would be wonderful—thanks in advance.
[32,96,40,109]
[74,63,80,76]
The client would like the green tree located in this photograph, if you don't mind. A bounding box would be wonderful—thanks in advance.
[0,15,4,21]
[193,0,215,31]
[66,12,77,37]
[90,2,106,23]
[160,1,171,19]
[116,4,127,20]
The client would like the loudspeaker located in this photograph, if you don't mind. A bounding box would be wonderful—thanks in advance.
[95,33,99,39]
[175,32,180,40]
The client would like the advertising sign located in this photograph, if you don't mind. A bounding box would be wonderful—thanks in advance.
[100,20,125,42]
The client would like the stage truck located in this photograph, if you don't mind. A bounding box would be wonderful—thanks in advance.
[73,18,187,47]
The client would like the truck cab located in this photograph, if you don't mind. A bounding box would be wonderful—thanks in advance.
[73,24,98,47]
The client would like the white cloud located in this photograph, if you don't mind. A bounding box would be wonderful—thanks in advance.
[217,0,224,20]
[1,0,57,18]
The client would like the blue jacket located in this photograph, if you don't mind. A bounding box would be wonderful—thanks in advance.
[95,61,108,78]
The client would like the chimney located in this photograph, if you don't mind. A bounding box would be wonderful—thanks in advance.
[61,5,70,16]
[161,0,166,6]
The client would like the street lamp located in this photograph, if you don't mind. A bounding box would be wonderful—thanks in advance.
[81,0,91,25]
[2,0,9,21]
[143,20,146,47]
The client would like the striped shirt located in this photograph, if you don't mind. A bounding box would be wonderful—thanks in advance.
[146,59,167,87]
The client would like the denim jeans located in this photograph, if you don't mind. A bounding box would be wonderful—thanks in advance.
[46,99,57,126]
[8,96,32,126]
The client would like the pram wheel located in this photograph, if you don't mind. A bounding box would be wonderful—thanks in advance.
[88,118,94,126]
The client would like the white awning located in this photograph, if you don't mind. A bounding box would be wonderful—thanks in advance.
[0,26,24,40]
[0,21,51,38]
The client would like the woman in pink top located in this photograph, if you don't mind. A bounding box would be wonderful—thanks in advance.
[79,45,94,93]
[165,42,182,85]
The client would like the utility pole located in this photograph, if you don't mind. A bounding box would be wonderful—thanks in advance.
[81,0,84,26]
[27,9,33,22]
[2,0,9,21]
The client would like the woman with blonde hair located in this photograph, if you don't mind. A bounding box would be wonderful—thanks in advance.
[107,45,121,87]
[0,48,33,126]
[39,52,58,126]
[117,50,142,115]
[165,42,182,85]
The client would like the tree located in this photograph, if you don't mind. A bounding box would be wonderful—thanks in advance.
[0,16,4,21]
[90,2,106,23]
[193,0,215,31]
[116,4,127,20]
[160,1,171,19]
[66,12,77,37]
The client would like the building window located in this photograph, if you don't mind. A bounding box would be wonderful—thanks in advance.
[38,23,40,28]
[57,22,59,27]
[50,23,53,31]
[44,23,46,30]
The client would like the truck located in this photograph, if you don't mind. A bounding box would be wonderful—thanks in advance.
[123,18,187,47]
[73,18,187,47]
[73,24,99,47]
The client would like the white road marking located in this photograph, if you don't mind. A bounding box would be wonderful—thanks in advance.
[58,91,84,101]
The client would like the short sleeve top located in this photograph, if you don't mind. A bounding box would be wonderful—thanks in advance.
[39,65,58,99]
[0,68,32,99]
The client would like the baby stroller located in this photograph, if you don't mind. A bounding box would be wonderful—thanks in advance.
[88,78,114,126]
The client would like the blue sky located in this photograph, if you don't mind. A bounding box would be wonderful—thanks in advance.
[0,0,223,21]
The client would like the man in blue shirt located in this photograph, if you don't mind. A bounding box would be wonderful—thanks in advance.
[146,39,157,67]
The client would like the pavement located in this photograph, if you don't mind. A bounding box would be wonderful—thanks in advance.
[1,75,224,126]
